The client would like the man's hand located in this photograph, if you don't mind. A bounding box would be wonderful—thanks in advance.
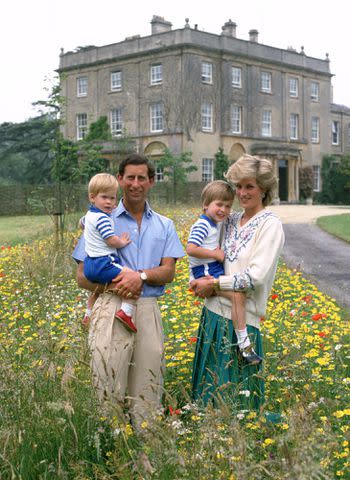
[111,270,142,299]
[190,276,215,298]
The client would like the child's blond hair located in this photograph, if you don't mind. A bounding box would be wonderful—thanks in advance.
[88,173,118,196]
[201,180,235,209]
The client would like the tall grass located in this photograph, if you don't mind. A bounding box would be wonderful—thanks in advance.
[0,207,349,479]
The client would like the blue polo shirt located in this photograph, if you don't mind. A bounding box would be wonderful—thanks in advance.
[72,200,185,297]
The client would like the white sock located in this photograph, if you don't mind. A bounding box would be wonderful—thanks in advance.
[235,328,251,350]
[120,302,135,317]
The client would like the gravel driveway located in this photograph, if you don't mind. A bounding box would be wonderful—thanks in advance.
[267,205,350,311]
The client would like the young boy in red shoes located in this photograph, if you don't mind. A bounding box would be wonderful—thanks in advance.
[82,173,137,333]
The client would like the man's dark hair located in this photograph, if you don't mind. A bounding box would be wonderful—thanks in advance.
[118,154,155,179]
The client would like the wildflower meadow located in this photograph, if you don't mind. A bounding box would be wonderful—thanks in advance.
[0,206,349,479]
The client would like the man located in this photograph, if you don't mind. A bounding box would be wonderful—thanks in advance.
[72,154,184,429]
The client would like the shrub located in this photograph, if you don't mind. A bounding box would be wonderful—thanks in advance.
[299,166,314,200]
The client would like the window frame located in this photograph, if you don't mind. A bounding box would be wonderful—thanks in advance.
[76,113,88,140]
[311,116,320,143]
[155,161,164,182]
[77,76,88,97]
[110,108,123,136]
[202,158,214,182]
[201,103,213,132]
[312,165,320,192]
[110,71,122,91]
[261,109,272,137]
[290,113,299,140]
[231,105,242,134]
[261,71,272,93]
[332,120,340,145]
[232,66,242,88]
[311,81,320,102]
[289,77,298,98]
[201,62,213,84]
[150,102,163,132]
[150,64,162,85]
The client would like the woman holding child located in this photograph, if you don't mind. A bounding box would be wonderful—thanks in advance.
[190,154,285,411]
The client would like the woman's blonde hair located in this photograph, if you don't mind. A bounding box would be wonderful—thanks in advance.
[225,154,277,206]
[88,173,118,196]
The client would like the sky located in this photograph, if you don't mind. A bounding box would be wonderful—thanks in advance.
[1,0,348,124]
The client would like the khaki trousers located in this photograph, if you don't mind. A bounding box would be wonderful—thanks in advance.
[88,292,164,428]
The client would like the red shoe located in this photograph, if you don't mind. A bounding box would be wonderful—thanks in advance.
[115,309,137,333]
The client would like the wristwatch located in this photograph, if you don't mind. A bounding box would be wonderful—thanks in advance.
[140,271,148,282]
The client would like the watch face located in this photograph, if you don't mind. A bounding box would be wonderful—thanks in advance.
[140,271,147,281]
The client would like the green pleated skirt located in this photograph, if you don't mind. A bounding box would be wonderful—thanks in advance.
[192,306,265,411]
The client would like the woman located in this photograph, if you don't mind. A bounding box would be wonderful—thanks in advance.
[191,154,285,411]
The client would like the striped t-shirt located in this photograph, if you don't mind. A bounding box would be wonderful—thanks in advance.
[84,205,116,257]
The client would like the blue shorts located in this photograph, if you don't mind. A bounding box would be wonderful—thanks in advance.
[191,260,225,279]
[84,253,123,284]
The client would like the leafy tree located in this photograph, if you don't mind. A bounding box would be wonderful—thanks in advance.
[214,147,229,180]
[157,148,197,203]
[0,116,57,184]
[319,155,350,205]
[83,116,111,142]
[78,116,112,181]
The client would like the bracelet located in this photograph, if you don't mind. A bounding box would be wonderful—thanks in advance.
[213,278,220,291]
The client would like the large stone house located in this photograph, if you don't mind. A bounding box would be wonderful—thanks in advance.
[58,16,350,202]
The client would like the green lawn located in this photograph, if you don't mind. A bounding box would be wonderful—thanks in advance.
[316,213,350,243]
[0,213,84,246]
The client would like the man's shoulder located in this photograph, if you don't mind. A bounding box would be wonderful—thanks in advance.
[150,209,174,227]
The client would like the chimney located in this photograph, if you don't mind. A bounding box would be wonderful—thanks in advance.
[249,29,259,43]
[151,15,172,35]
[221,19,237,37]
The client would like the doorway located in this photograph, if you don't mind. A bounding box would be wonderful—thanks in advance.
[278,159,288,201]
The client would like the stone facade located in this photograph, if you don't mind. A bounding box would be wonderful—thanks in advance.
[58,16,350,202]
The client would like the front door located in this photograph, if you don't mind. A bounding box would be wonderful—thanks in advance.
[278,159,288,202]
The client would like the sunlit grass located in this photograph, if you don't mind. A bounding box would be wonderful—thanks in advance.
[317,213,350,243]
[0,212,84,246]
[0,206,349,478]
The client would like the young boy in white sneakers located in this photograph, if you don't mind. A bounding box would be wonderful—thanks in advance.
[82,173,137,333]
[186,180,262,365]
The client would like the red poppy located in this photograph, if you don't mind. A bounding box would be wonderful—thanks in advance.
[165,289,172,294]
[169,406,181,416]
[312,313,323,321]
[302,295,312,304]
[271,294,278,300]
[0,273,5,278]
[189,337,197,344]
[193,300,201,306]
[317,331,327,338]
[188,288,195,295]
[301,311,308,317]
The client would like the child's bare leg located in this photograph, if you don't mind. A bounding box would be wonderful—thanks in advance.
[87,291,99,310]
[113,270,137,333]
[218,291,246,330]
[219,291,262,364]
[83,292,99,327]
